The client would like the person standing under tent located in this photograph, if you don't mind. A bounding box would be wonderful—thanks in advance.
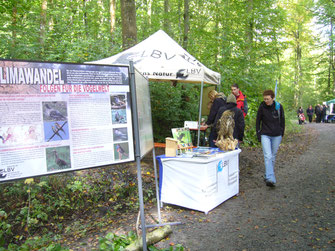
[203,90,227,147]
[306,105,314,123]
[231,83,248,117]
[256,90,285,187]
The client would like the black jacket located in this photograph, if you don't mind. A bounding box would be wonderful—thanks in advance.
[213,103,245,141]
[206,96,227,125]
[306,107,313,116]
[256,101,285,141]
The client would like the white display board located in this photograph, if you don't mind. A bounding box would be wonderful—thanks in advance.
[134,68,154,158]
[0,59,135,182]
[159,149,241,214]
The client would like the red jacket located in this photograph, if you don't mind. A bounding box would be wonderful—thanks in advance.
[234,90,247,117]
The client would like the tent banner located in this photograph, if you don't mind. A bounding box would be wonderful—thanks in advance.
[0,59,135,182]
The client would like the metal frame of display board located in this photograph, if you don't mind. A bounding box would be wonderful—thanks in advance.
[129,62,181,250]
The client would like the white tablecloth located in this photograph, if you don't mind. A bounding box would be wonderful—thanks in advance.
[158,149,241,214]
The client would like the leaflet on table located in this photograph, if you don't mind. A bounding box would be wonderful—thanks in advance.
[0,60,134,182]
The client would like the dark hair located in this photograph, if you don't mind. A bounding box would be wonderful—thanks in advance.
[263,89,275,99]
[231,83,239,89]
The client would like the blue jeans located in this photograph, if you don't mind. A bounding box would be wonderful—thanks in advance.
[261,135,282,183]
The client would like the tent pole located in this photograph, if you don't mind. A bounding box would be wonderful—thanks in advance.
[197,80,204,147]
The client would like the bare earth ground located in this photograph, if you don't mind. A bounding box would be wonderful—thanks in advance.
[66,123,335,250]
[150,123,335,251]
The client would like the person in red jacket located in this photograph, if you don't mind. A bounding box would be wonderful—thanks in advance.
[231,83,248,117]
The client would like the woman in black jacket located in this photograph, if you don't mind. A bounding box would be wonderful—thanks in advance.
[256,90,285,187]
[204,90,227,147]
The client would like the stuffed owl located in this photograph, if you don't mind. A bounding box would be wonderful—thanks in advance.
[215,110,238,151]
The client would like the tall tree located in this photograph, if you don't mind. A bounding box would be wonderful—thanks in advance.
[281,0,315,107]
[120,0,137,50]
[11,1,18,58]
[315,0,335,97]
[39,0,48,58]
[183,0,189,49]
[164,0,171,34]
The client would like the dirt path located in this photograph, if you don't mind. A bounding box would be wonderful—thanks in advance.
[153,123,335,251]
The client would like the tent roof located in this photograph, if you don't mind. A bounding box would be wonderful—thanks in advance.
[326,99,335,104]
[88,30,220,85]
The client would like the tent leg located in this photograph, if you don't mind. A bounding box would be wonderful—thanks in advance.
[152,147,162,224]
[197,81,204,147]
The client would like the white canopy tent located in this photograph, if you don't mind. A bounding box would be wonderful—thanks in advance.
[89,29,220,85]
[88,29,221,145]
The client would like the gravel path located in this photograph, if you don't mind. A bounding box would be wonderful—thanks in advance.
[153,123,335,251]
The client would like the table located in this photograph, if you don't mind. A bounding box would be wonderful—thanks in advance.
[157,149,241,214]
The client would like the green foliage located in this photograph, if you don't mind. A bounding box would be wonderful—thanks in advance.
[97,231,184,251]
[150,83,199,142]
[0,164,156,248]
[98,231,136,250]
[6,234,66,251]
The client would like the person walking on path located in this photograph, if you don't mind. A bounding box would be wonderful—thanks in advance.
[306,105,314,123]
[213,94,245,145]
[203,90,227,147]
[256,89,285,187]
[315,104,322,123]
[231,83,248,117]
[321,104,327,123]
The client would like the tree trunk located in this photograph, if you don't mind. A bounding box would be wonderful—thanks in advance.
[39,0,48,57]
[120,0,137,50]
[147,0,153,25]
[328,16,333,92]
[183,0,189,50]
[125,225,172,251]
[83,0,88,37]
[164,0,171,35]
[294,27,302,107]
[245,0,254,67]
[11,2,17,57]
[331,17,335,95]
[110,0,116,44]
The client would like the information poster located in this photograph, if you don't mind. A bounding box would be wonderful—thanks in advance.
[0,59,135,182]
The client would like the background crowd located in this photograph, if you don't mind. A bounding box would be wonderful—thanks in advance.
[297,104,329,124]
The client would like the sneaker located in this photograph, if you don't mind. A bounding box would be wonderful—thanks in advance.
[265,180,276,187]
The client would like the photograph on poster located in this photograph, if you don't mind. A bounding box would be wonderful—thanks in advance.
[113,127,128,142]
[111,94,127,109]
[114,143,129,160]
[111,94,128,124]
[46,146,71,172]
[112,110,127,124]
[44,121,69,142]
[42,101,68,122]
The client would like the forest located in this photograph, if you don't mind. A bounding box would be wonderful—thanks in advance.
[1,0,335,142]
[0,0,335,249]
